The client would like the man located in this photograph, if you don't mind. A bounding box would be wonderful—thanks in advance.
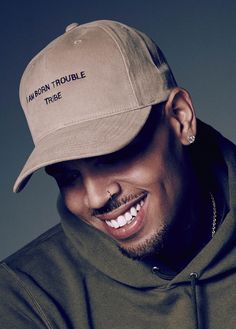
[0,20,235,329]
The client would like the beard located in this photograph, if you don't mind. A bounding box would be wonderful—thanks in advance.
[118,223,169,260]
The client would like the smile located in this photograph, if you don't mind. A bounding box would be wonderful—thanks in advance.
[105,198,145,229]
[94,192,148,240]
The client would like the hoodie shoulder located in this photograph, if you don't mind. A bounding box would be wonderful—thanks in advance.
[0,225,64,328]
[0,224,88,328]
[2,224,64,268]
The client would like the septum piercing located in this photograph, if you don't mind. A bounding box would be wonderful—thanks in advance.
[107,190,113,200]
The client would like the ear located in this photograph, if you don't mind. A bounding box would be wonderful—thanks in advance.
[164,87,197,145]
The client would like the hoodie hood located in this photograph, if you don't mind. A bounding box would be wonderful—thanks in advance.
[59,120,236,288]
[1,120,235,329]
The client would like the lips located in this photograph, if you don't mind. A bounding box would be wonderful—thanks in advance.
[96,194,148,240]
[105,199,144,228]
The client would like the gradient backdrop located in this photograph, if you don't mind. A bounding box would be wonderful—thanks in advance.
[1,0,236,260]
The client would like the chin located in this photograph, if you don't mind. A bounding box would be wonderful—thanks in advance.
[118,224,169,260]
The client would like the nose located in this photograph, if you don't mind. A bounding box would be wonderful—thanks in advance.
[83,170,121,210]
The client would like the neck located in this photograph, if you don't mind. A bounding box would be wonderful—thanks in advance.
[151,167,213,273]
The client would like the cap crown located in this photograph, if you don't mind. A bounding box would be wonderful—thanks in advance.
[20,20,176,144]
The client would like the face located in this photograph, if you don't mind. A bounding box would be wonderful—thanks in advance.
[46,107,189,259]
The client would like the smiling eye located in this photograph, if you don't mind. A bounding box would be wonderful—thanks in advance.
[56,171,81,187]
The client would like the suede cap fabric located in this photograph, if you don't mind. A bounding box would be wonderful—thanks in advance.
[14,20,176,192]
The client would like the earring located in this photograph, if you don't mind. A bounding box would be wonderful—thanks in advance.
[187,135,195,144]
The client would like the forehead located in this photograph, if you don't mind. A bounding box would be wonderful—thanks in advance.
[46,104,164,173]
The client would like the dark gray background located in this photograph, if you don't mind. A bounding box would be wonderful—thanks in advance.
[1,0,236,260]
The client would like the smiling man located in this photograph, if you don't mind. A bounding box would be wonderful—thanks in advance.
[1,20,236,329]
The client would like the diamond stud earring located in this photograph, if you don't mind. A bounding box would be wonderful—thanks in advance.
[187,135,195,144]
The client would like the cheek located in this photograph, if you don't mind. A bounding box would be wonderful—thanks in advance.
[121,153,170,188]
[126,149,184,212]
[60,187,86,217]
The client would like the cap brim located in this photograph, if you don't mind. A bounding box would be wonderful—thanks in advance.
[14,106,152,192]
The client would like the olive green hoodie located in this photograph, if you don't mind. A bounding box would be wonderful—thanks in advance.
[0,122,236,329]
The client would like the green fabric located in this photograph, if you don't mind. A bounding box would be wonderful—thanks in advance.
[0,121,236,329]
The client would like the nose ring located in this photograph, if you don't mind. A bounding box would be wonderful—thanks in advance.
[107,190,113,201]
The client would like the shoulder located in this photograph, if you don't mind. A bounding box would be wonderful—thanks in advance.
[0,223,86,278]
[2,224,65,269]
[0,225,64,328]
[0,224,86,328]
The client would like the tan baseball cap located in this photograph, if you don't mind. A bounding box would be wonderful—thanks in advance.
[14,20,177,192]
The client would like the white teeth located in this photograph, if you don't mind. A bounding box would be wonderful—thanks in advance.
[125,212,132,221]
[117,215,126,227]
[105,197,146,229]
[130,207,137,217]
[111,219,119,229]
[105,220,113,227]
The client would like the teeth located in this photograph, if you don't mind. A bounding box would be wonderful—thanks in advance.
[111,219,119,229]
[130,207,137,217]
[105,197,146,229]
[106,220,113,227]
[125,212,132,221]
[125,212,133,224]
[117,215,126,227]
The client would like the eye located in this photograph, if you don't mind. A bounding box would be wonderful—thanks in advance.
[52,170,81,187]
[96,146,139,168]
[97,153,124,167]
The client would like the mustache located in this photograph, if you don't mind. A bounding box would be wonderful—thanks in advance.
[91,192,146,216]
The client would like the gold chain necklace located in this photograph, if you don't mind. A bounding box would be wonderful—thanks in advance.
[210,192,217,238]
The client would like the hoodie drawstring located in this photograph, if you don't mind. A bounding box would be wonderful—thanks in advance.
[190,272,199,329]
